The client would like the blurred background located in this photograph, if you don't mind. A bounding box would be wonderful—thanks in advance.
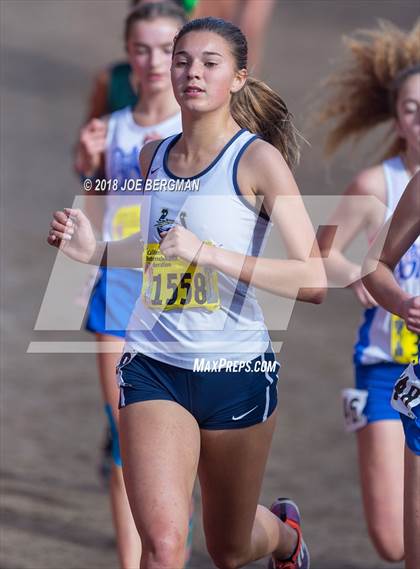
[1,1,418,568]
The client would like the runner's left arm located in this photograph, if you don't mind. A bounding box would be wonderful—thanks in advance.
[160,139,327,303]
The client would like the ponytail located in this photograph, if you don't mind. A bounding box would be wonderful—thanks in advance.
[231,77,300,169]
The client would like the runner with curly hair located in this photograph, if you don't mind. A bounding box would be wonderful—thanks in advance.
[317,20,420,562]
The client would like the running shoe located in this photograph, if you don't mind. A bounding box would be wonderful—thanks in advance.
[267,498,310,569]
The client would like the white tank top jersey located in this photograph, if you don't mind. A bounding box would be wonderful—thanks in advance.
[354,156,420,365]
[102,106,182,242]
[125,129,273,369]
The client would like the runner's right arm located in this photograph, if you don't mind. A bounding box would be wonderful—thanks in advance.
[362,173,420,333]
[48,141,162,267]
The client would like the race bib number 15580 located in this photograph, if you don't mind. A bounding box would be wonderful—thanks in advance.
[141,243,220,312]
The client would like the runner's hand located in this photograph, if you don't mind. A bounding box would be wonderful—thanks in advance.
[48,208,97,263]
[160,225,205,265]
[75,119,107,176]
[399,296,420,334]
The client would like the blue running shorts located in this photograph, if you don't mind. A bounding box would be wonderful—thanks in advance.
[117,350,280,430]
[391,363,420,456]
[354,363,405,424]
[86,268,142,338]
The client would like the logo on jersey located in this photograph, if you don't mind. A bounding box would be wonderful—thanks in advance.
[110,146,141,187]
[155,208,187,237]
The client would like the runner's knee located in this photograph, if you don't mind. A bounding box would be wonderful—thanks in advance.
[142,526,187,568]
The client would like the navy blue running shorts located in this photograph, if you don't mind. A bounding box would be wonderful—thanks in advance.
[117,350,280,430]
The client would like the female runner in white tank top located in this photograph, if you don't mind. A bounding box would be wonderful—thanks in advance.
[316,21,420,563]
[49,17,326,569]
[74,4,184,568]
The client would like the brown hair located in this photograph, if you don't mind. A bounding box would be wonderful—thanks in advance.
[125,2,187,45]
[315,19,420,159]
[173,17,301,169]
